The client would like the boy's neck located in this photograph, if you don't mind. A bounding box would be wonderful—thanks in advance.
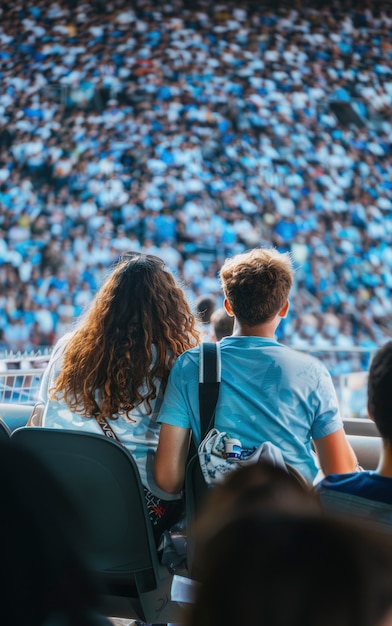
[233,319,279,339]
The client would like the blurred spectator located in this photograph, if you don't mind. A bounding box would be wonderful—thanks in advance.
[210,306,235,341]
[317,340,392,530]
[189,461,321,562]
[194,294,217,341]
[0,0,391,390]
[185,513,392,626]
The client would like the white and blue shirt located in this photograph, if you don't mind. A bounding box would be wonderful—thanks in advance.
[38,333,181,501]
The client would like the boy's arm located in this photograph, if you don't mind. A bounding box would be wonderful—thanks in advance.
[154,423,191,494]
[313,428,358,476]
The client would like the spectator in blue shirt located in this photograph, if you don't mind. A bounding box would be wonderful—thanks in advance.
[317,340,392,530]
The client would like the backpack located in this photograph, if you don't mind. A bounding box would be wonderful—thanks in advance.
[196,342,308,486]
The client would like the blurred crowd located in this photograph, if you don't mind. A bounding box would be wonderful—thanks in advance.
[0,0,392,377]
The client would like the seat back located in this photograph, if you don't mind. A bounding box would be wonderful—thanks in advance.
[343,417,379,437]
[0,402,33,431]
[347,434,381,470]
[185,452,210,575]
[0,417,11,440]
[185,452,209,529]
[10,427,180,623]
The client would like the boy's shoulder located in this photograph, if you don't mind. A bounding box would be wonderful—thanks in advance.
[175,344,202,366]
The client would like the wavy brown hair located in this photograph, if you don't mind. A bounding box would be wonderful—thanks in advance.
[51,253,200,419]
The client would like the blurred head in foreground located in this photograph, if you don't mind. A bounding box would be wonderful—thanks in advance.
[190,461,320,557]
[186,512,392,626]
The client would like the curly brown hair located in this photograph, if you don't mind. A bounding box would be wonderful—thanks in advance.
[51,253,200,419]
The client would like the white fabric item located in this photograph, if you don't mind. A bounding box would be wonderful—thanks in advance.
[198,427,288,485]
[171,574,198,606]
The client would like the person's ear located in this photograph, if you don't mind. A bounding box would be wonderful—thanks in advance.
[224,298,235,317]
[279,300,290,318]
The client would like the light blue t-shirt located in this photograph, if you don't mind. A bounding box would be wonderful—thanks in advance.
[39,334,181,501]
[158,336,344,483]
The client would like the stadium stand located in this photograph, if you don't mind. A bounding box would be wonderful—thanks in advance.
[0,0,391,381]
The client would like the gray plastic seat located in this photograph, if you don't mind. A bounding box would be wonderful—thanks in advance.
[347,434,382,470]
[10,427,181,624]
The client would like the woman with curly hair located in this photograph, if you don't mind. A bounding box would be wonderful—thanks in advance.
[32,251,200,541]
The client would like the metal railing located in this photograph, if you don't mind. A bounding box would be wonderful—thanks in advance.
[0,352,50,404]
[0,347,374,417]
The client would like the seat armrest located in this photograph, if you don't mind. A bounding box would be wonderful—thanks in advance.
[347,434,381,470]
[343,418,379,437]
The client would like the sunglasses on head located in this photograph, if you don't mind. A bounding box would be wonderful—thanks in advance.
[120,250,166,268]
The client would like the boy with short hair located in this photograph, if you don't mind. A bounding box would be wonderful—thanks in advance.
[155,248,357,493]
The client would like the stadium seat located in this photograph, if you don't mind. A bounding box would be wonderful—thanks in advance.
[0,402,34,432]
[347,434,382,471]
[343,417,379,437]
[10,427,182,624]
[0,417,11,440]
[185,452,209,531]
[343,418,381,469]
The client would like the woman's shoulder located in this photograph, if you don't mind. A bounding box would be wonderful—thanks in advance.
[50,332,74,359]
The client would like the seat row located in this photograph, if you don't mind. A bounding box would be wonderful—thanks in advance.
[0,402,383,623]
[0,417,184,624]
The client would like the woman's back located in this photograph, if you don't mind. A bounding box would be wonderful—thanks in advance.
[42,337,173,500]
[33,252,200,540]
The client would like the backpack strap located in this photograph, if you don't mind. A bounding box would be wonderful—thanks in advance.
[187,342,221,474]
[198,342,221,441]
